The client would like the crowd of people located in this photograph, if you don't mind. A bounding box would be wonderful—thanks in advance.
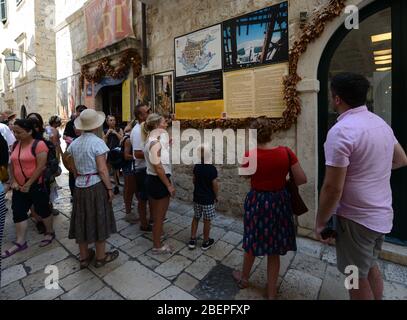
[0,72,406,300]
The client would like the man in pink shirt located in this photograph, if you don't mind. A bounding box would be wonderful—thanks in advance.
[316,72,407,300]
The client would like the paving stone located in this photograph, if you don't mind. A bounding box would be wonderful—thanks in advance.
[176,202,194,215]
[192,264,240,300]
[60,269,94,291]
[291,252,327,280]
[88,251,130,278]
[150,285,196,300]
[234,287,266,300]
[22,287,64,300]
[155,255,192,280]
[146,238,186,263]
[254,252,293,277]
[228,221,244,235]
[171,215,193,228]
[1,241,60,271]
[321,245,337,265]
[296,237,324,259]
[221,249,244,270]
[115,219,131,232]
[384,263,407,285]
[166,210,183,222]
[60,277,104,300]
[185,255,217,281]
[172,228,194,243]
[204,240,234,261]
[221,231,243,246]
[168,201,181,212]
[1,264,27,288]
[104,261,171,300]
[279,269,322,300]
[250,266,283,291]
[119,225,144,240]
[87,287,124,300]
[106,233,131,248]
[24,247,69,273]
[22,257,80,295]
[174,272,199,292]
[58,237,79,256]
[319,265,348,300]
[163,222,185,236]
[0,281,26,300]
[179,246,204,260]
[383,281,407,300]
[120,237,152,258]
[212,215,236,228]
[137,254,161,270]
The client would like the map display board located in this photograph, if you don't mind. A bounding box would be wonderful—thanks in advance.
[223,2,288,71]
[175,24,223,77]
[224,63,288,118]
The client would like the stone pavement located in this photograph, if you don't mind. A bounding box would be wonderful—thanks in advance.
[1,175,407,300]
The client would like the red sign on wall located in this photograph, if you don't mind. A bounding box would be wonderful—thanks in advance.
[85,0,134,54]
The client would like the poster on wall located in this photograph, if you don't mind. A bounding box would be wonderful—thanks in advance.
[84,0,134,54]
[175,70,224,119]
[224,63,288,118]
[135,75,153,108]
[175,24,223,77]
[223,2,288,71]
[153,71,174,116]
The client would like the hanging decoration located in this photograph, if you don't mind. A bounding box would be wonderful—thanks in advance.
[179,0,347,130]
[80,50,142,90]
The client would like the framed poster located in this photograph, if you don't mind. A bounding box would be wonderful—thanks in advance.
[153,71,174,116]
[175,24,223,77]
[135,75,153,108]
[223,2,288,71]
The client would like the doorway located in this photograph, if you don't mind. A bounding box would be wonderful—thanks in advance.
[98,84,123,128]
[318,0,407,243]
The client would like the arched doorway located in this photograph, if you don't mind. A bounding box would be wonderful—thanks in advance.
[318,0,407,243]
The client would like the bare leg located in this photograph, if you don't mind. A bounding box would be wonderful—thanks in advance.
[78,242,89,261]
[138,200,149,228]
[3,220,28,254]
[241,252,256,280]
[95,241,106,260]
[368,264,383,300]
[42,215,54,240]
[349,278,374,300]
[151,197,170,249]
[190,218,199,239]
[203,219,211,242]
[267,255,280,299]
[30,207,42,222]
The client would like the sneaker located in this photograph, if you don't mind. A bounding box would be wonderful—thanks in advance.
[113,186,120,195]
[140,225,153,233]
[188,238,197,250]
[201,238,215,251]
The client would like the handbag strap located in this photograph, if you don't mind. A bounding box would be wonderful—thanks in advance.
[18,143,29,182]
[285,147,294,181]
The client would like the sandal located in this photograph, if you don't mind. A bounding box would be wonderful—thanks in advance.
[232,270,249,289]
[152,244,173,255]
[94,250,120,268]
[80,249,95,269]
[1,241,28,259]
[39,232,56,247]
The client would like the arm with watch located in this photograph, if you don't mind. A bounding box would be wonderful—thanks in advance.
[96,154,114,202]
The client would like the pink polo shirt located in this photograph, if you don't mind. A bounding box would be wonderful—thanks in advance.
[324,106,398,234]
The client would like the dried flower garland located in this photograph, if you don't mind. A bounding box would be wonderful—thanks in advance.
[179,0,347,130]
[80,50,142,90]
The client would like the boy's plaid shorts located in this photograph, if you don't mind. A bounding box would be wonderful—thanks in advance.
[193,203,216,221]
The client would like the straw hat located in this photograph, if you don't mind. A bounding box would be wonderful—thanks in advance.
[74,109,105,131]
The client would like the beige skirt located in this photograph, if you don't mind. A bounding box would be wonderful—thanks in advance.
[69,182,117,243]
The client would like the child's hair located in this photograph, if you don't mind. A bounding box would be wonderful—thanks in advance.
[197,143,212,164]
[141,113,164,142]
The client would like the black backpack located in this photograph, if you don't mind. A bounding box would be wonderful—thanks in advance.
[108,135,132,169]
[0,133,9,167]
[13,139,60,184]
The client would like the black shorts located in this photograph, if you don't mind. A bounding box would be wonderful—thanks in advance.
[135,168,148,201]
[146,174,171,200]
[12,183,51,223]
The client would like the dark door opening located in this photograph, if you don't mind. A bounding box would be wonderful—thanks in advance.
[318,0,407,243]
[99,84,124,129]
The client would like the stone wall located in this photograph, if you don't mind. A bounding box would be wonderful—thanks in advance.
[142,0,325,217]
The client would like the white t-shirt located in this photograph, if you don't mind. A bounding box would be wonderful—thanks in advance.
[130,122,146,169]
[0,123,16,147]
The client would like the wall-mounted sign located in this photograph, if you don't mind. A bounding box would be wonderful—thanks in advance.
[223,2,288,71]
[175,24,223,77]
[175,70,224,119]
[224,63,288,118]
[153,71,174,116]
[84,0,134,54]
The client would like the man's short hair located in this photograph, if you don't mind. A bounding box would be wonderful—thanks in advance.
[330,73,370,108]
[76,105,87,113]
[134,103,148,119]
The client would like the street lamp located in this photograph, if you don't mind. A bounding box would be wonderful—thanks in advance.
[5,52,22,72]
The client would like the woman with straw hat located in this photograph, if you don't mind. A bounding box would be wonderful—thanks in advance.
[66,109,119,269]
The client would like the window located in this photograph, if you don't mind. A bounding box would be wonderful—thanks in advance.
[0,0,7,24]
